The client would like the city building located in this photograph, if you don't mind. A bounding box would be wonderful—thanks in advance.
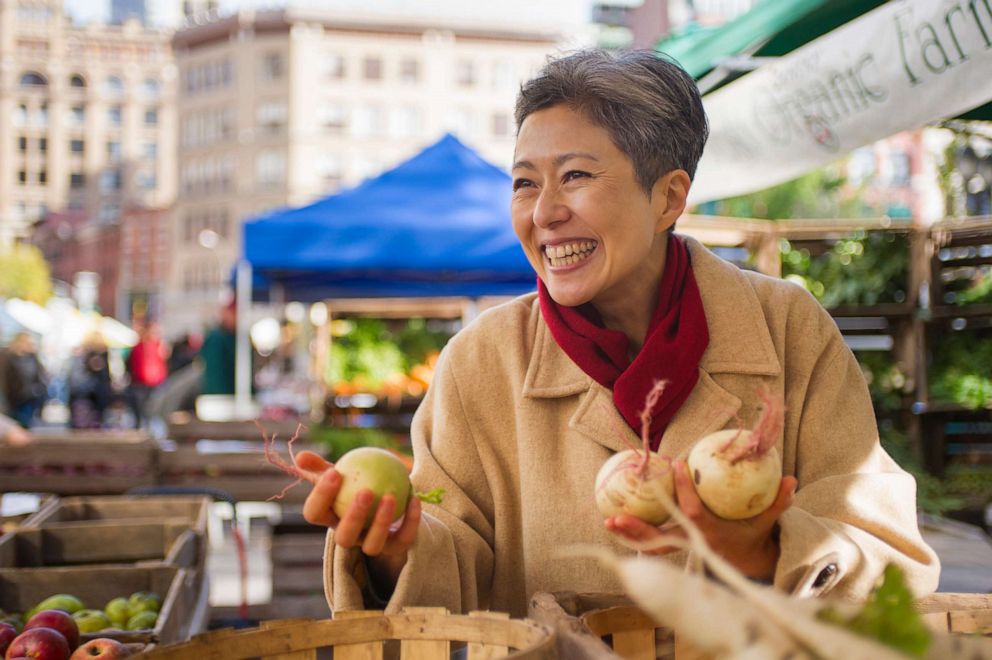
[0,0,177,246]
[119,206,172,320]
[166,7,564,334]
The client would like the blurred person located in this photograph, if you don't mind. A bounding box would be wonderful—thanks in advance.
[0,412,31,445]
[168,332,201,374]
[198,300,237,396]
[294,49,939,617]
[0,332,48,428]
[126,319,168,428]
[68,333,113,429]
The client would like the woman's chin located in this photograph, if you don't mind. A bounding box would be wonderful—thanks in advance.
[544,284,592,308]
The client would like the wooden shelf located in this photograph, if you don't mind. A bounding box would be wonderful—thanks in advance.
[927,304,992,319]
[827,303,914,318]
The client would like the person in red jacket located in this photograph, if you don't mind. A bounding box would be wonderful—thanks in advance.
[126,319,168,428]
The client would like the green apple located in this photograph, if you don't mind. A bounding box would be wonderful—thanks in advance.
[27,594,84,618]
[103,597,129,627]
[126,592,161,618]
[73,609,113,633]
[125,610,158,631]
[0,616,22,633]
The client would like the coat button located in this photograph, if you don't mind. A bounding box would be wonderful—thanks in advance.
[813,563,838,588]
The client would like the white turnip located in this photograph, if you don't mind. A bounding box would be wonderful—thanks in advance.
[687,390,784,520]
[594,380,676,525]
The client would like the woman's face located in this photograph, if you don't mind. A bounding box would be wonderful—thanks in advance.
[511,104,673,309]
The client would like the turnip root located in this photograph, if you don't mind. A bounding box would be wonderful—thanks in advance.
[687,390,784,519]
[259,422,443,528]
[594,380,676,525]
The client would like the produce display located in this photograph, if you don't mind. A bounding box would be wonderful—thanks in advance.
[929,332,992,409]
[326,318,450,398]
[0,601,141,660]
[780,230,909,307]
[856,352,910,412]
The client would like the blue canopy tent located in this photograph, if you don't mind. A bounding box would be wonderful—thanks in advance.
[242,133,536,301]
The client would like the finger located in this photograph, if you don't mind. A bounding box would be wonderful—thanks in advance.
[606,515,681,554]
[302,469,342,527]
[385,496,422,554]
[361,495,396,556]
[295,450,332,474]
[673,459,704,518]
[334,489,375,549]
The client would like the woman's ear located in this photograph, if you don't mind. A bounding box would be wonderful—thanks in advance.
[651,169,691,233]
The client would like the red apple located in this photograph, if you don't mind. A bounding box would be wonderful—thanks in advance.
[4,627,70,660]
[24,611,79,651]
[0,623,17,657]
[68,639,131,660]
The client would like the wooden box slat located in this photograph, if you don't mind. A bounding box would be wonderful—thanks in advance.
[0,519,198,568]
[335,611,385,660]
[22,495,209,533]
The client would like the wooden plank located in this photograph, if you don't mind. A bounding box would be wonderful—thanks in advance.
[467,611,509,660]
[259,620,318,660]
[612,628,656,660]
[527,592,617,660]
[334,611,385,660]
[22,495,209,531]
[399,607,450,660]
[581,606,656,637]
[948,609,992,634]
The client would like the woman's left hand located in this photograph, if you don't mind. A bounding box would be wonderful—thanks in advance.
[604,459,797,581]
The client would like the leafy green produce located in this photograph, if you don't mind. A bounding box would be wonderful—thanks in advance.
[817,564,932,657]
[780,230,909,307]
[855,352,909,412]
[929,332,992,409]
[956,271,992,305]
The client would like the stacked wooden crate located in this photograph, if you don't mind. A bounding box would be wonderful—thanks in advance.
[0,495,211,646]
[266,510,330,619]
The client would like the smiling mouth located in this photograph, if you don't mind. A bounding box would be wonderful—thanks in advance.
[544,240,598,268]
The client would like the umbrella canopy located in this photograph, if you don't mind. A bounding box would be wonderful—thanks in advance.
[243,134,536,301]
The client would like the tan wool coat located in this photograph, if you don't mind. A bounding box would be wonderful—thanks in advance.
[323,236,940,617]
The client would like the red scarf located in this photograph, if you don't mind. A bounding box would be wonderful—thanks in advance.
[538,235,709,451]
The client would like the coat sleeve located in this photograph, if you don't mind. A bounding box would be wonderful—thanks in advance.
[323,347,496,614]
[774,326,941,600]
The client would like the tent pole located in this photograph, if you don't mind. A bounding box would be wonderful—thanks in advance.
[235,260,252,419]
[461,298,479,327]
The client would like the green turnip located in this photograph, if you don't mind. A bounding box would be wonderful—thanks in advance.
[687,391,784,520]
[594,380,676,525]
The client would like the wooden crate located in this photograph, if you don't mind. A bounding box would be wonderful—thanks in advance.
[530,591,992,660]
[0,564,201,645]
[0,432,156,495]
[158,442,321,504]
[141,607,556,659]
[0,519,199,569]
[166,415,309,443]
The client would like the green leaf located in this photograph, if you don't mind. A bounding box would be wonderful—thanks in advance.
[816,564,932,657]
[414,487,445,504]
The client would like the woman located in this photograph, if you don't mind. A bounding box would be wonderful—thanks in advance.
[296,49,939,617]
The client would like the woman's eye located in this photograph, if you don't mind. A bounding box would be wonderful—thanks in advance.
[512,178,534,191]
[563,170,589,182]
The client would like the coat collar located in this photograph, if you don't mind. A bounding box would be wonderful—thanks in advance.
[521,234,781,457]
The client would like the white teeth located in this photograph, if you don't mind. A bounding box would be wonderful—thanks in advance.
[545,241,598,267]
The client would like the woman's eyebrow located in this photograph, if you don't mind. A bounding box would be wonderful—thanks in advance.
[512,152,600,171]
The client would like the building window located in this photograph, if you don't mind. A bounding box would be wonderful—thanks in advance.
[260,53,284,81]
[104,75,124,95]
[255,150,286,187]
[220,59,233,86]
[18,171,27,185]
[108,105,123,125]
[456,60,476,87]
[18,136,27,152]
[68,104,85,126]
[256,101,287,133]
[492,61,514,89]
[352,104,382,138]
[107,141,122,162]
[38,170,47,184]
[136,171,156,190]
[14,105,28,126]
[326,54,345,79]
[217,208,230,238]
[891,151,912,187]
[400,58,419,83]
[144,108,159,125]
[143,142,157,160]
[38,137,47,153]
[142,78,160,97]
[319,103,347,133]
[390,106,421,138]
[69,74,86,88]
[491,112,510,138]
[318,154,343,189]
[98,203,120,223]
[70,173,86,189]
[362,56,382,81]
[100,169,122,193]
[35,104,48,127]
[19,71,47,87]
[70,139,85,154]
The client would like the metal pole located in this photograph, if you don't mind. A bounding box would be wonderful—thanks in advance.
[235,260,252,419]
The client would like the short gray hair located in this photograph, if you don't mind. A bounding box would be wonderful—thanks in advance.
[514,49,708,193]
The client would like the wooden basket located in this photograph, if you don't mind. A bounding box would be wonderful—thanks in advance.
[530,591,992,660]
[140,608,556,659]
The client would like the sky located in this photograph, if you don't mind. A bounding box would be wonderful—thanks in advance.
[63,0,595,33]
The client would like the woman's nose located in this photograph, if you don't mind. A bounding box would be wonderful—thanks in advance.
[532,187,569,228]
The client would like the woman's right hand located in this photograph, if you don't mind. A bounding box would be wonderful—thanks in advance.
[295,450,422,559]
